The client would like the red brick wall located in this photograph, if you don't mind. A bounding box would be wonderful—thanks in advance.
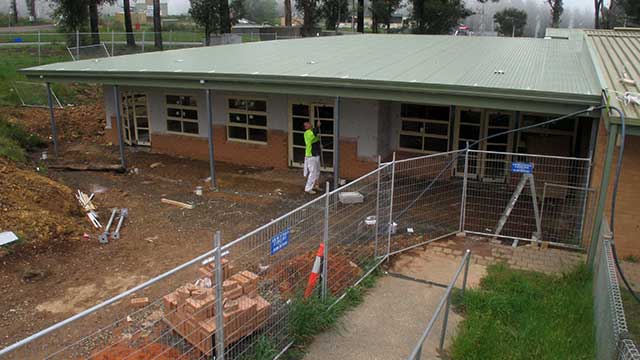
[591,121,640,257]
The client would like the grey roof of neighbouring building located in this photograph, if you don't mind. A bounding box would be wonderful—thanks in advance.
[21,34,604,114]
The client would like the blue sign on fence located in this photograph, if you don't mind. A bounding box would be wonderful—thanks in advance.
[511,162,534,174]
[270,228,290,255]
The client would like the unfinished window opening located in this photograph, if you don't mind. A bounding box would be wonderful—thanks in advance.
[121,92,150,146]
[398,103,450,154]
[166,94,199,135]
[227,98,268,143]
[516,113,578,157]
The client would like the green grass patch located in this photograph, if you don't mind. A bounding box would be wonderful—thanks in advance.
[450,263,594,359]
[622,289,640,345]
[0,117,44,162]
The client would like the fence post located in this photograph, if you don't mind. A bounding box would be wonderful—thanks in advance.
[461,250,471,298]
[111,30,114,56]
[386,152,396,260]
[459,145,470,233]
[374,155,381,258]
[37,31,41,64]
[213,231,225,360]
[141,31,145,53]
[76,29,80,60]
[169,30,173,49]
[415,344,422,360]
[322,181,330,300]
[438,292,452,351]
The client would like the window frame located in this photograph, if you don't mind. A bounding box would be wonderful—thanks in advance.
[164,93,200,136]
[398,103,451,154]
[226,96,269,144]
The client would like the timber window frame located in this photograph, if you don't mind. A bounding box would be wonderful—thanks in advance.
[165,94,200,135]
[398,103,451,154]
[226,97,268,144]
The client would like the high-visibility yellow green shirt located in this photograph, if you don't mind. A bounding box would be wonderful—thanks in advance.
[304,128,320,157]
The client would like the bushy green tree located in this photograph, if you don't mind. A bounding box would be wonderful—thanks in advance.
[622,0,639,24]
[52,0,90,45]
[493,7,527,36]
[411,0,472,34]
[190,0,221,45]
[370,0,402,32]
[244,0,279,25]
[296,0,320,35]
[322,0,349,29]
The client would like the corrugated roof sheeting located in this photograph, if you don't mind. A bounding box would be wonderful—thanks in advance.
[585,29,640,124]
[23,34,601,100]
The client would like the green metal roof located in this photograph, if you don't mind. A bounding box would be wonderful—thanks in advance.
[584,28,640,127]
[22,34,603,113]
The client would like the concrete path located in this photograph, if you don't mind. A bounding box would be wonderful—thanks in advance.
[304,250,486,360]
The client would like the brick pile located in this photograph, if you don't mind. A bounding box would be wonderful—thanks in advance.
[163,259,272,355]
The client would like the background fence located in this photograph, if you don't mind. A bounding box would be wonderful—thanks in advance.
[593,219,640,360]
[0,149,597,359]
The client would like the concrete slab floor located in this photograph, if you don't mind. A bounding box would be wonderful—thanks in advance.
[304,251,487,360]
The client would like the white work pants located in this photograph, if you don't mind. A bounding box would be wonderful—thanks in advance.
[303,156,320,192]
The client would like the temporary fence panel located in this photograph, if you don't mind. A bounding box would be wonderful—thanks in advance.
[0,150,600,359]
[593,220,640,360]
[67,43,111,61]
[462,150,593,249]
[389,151,464,255]
[12,81,63,108]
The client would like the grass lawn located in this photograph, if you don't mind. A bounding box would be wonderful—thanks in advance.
[451,263,594,359]
[622,289,640,345]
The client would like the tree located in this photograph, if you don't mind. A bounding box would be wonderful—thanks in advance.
[493,8,527,36]
[123,0,136,47]
[153,0,163,50]
[546,0,563,27]
[412,0,472,34]
[190,0,221,45]
[594,0,603,28]
[220,0,232,32]
[243,0,278,24]
[622,0,639,24]
[230,0,246,24]
[296,0,320,35]
[357,0,364,32]
[10,0,18,24]
[52,0,89,45]
[88,1,100,44]
[26,0,37,20]
[284,0,292,26]
[370,0,401,32]
[322,0,349,29]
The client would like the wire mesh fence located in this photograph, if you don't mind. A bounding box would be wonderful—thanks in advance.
[12,81,63,108]
[0,150,600,359]
[593,220,640,360]
[462,150,595,249]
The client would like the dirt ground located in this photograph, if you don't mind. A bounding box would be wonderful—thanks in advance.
[0,104,320,349]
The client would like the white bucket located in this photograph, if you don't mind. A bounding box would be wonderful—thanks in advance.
[195,186,203,196]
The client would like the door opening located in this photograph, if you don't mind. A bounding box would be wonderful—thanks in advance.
[289,102,335,171]
[121,93,151,146]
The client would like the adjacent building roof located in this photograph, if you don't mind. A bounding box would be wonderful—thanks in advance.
[21,34,603,114]
[584,28,640,127]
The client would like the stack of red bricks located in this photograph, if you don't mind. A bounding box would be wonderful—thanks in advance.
[163,258,272,355]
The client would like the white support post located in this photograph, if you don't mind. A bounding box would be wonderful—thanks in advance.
[141,31,145,53]
[46,83,59,157]
[374,155,381,258]
[111,30,114,56]
[206,89,217,190]
[333,96,341,189]
[112,86,126,169]
[386,152,396,260]
[322,181,330,299]
[459,145,470,233]
[37,31,41,64]
[76,29,80,60]
[213,231,225,360]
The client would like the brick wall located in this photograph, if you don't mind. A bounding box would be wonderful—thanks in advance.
[591,121,640,257]
[105,120,376,180]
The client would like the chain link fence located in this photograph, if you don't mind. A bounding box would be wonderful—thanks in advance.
[593,220,640,360]
[0,149,600,359]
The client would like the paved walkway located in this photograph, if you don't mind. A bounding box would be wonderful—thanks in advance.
[304,251,486,360]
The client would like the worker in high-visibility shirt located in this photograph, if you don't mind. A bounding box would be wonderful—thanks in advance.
[303,121,322,194]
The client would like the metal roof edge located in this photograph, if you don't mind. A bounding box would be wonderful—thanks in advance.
[22,69,601,107]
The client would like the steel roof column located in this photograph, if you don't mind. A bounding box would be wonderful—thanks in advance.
[45,82,59,157]
[333,96,341,189]
[112,85,127,169]
[206,89,217,190]
[588,123,618,265]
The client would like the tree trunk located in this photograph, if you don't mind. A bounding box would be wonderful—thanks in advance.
[594,0,601,28]
[205,25,211,46]
[10,0,18,24]
[220,0,231,33]
[153,0,163,50]
[123,0,136,47]
[28,0,36,20]
[357,0,364,32]
[285,0,292,26]
[89,1,100,45]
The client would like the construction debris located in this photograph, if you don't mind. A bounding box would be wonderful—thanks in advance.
[49,163,125,172]
[162,259,272,355]
[111,208,128,240]
[99,209,118,244]
[161,198,194,210]
[0,231,19,246]
[338,191,364,204]
[149,162,163,169]
[76,190,101,229]
[130,297,150,307]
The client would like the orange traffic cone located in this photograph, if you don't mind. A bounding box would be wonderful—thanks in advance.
[304,243,325,299]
